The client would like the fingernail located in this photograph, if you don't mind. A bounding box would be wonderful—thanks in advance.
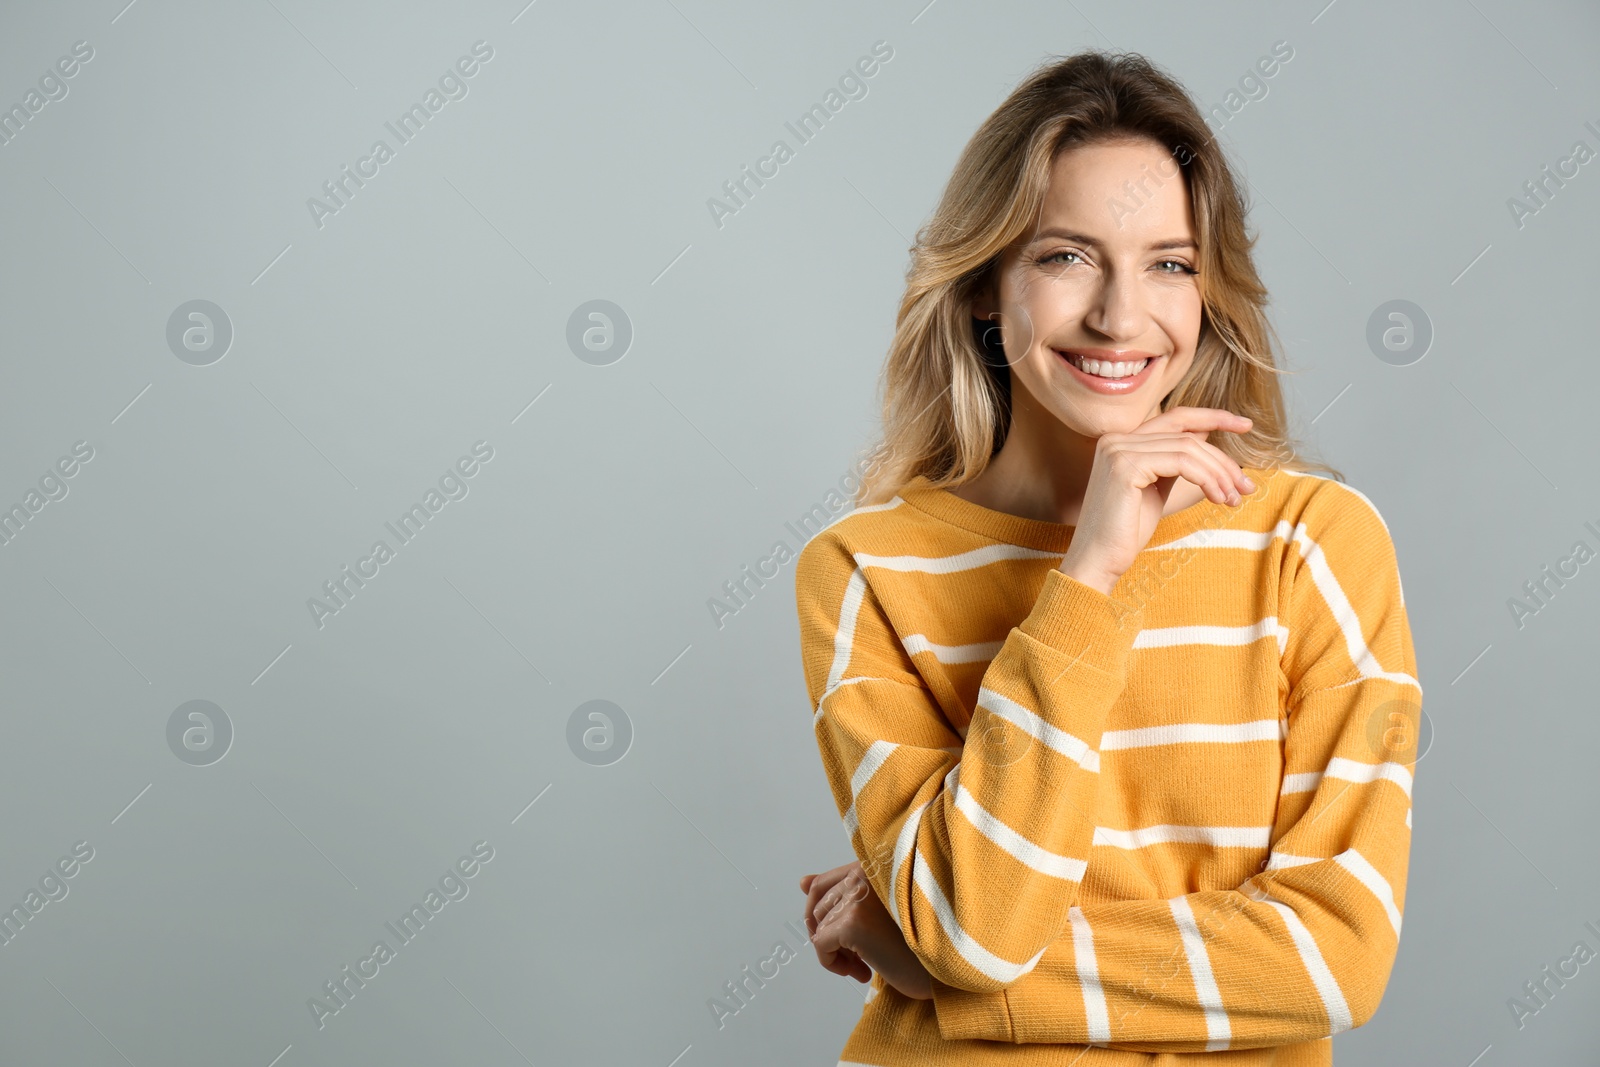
[1242,476,1256,491]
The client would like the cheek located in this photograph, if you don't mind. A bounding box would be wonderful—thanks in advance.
[1149,289,1204,347]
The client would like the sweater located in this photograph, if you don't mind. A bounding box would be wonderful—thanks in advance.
[793,466,1421,1065]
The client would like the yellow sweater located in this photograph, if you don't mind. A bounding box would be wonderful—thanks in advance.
[793,466,1420,1065]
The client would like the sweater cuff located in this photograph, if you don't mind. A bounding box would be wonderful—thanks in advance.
[929,977,1015,1042]
[1017,568,1142,677]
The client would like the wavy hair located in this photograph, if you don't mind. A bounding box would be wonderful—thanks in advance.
[855,49,1341,506]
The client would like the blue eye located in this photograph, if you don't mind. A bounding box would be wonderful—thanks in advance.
[1156,259,1199,275]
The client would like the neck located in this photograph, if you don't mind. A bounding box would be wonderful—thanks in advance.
[950,389,1204,524]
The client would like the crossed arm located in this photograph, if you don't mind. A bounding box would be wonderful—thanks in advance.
[794,490,1419,1051]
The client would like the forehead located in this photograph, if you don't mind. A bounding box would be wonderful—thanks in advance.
[1031,137,1195,241]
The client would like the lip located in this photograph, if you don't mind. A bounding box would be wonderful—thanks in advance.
[1053,348,1163,394]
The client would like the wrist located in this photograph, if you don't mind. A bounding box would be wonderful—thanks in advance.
[1058,557,1120,596]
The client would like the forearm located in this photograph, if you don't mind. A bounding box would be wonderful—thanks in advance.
[804,552,1144,993]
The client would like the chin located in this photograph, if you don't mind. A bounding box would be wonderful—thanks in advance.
[1059,405,1157,438]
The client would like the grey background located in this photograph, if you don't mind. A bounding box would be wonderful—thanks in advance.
[0,0,1596,1064]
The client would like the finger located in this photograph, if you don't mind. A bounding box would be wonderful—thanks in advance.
[1117,447,1239,507]
[1170,439,1243,505]
[1107,435,1251,501]
[809,922,848,974]
[813,882,844,930]
[1134,406,1252,437]
[1177,436,1252,497]
[804,865,853,928]
[1195,439,1255,495]
[809,906,866,979]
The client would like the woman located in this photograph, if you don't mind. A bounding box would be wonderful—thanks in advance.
[792,50,1421,1064]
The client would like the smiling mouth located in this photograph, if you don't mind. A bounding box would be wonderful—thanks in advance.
[1054,349,1161,380]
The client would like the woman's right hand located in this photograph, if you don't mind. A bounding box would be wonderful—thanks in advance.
[1057,406,1257,595]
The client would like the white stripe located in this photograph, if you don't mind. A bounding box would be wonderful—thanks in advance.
[1092,825,1271,849]
[901,633,1003,664]
[1405,807,1411,829]
[824,569,870,693]
[842,740,898,838]
[1169,896,1231,1050]
[814,674,879,727]
[1325,756,1413,798]
[1280,771,1322,795]
[1133,618,1288,657]
[1279,469,1392,537]
[1263,851,1321,871]
[887,798,929,934]
[951,779,1087,882]
[1288,522,1421,692]
[977,686,1100,771]
[812,494,905,538]
[1144,506,1419,687]
[853,543,1062,574]
[1068,906,1112,1043]
[1247,886,1353,1034]
[909,847,1047,984]
[1335,849,1403,937]
[1101,719,1284,750]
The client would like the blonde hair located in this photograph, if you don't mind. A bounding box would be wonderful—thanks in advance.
[856,49,1341,506]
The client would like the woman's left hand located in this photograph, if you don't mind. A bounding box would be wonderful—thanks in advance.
[799,860,935,1000]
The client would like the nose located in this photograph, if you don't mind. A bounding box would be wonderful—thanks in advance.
[1082,265,1146,342]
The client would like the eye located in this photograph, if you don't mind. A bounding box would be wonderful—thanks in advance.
[1038,250,1084,267]
[1155,258,1199,275]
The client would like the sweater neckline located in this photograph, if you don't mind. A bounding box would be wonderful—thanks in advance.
[896,468,1271,553]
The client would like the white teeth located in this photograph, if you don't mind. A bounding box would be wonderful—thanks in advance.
[1066,353,1150,379]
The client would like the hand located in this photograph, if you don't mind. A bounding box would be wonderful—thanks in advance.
[800,861,934,1000]
[1058,406,1257,594]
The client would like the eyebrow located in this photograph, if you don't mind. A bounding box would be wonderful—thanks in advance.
[1026,228,1195,251]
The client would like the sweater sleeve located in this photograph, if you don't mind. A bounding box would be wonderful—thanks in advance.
[926,483,1421,1050]
[795,530,1144,993]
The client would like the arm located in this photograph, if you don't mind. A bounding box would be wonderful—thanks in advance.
[928,485,1421,1050]
[794,529,1144,993]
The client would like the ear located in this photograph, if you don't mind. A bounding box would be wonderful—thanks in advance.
[970,282,998,324]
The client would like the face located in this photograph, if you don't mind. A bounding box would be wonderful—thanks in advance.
[973,137,1203,437]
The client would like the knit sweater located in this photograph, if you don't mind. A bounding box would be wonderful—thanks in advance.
[793,466,1420,1065]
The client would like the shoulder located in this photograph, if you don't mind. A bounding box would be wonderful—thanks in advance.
[793,487,946,585]
[1268,468,1406,605]
[1270,469,1397,548]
